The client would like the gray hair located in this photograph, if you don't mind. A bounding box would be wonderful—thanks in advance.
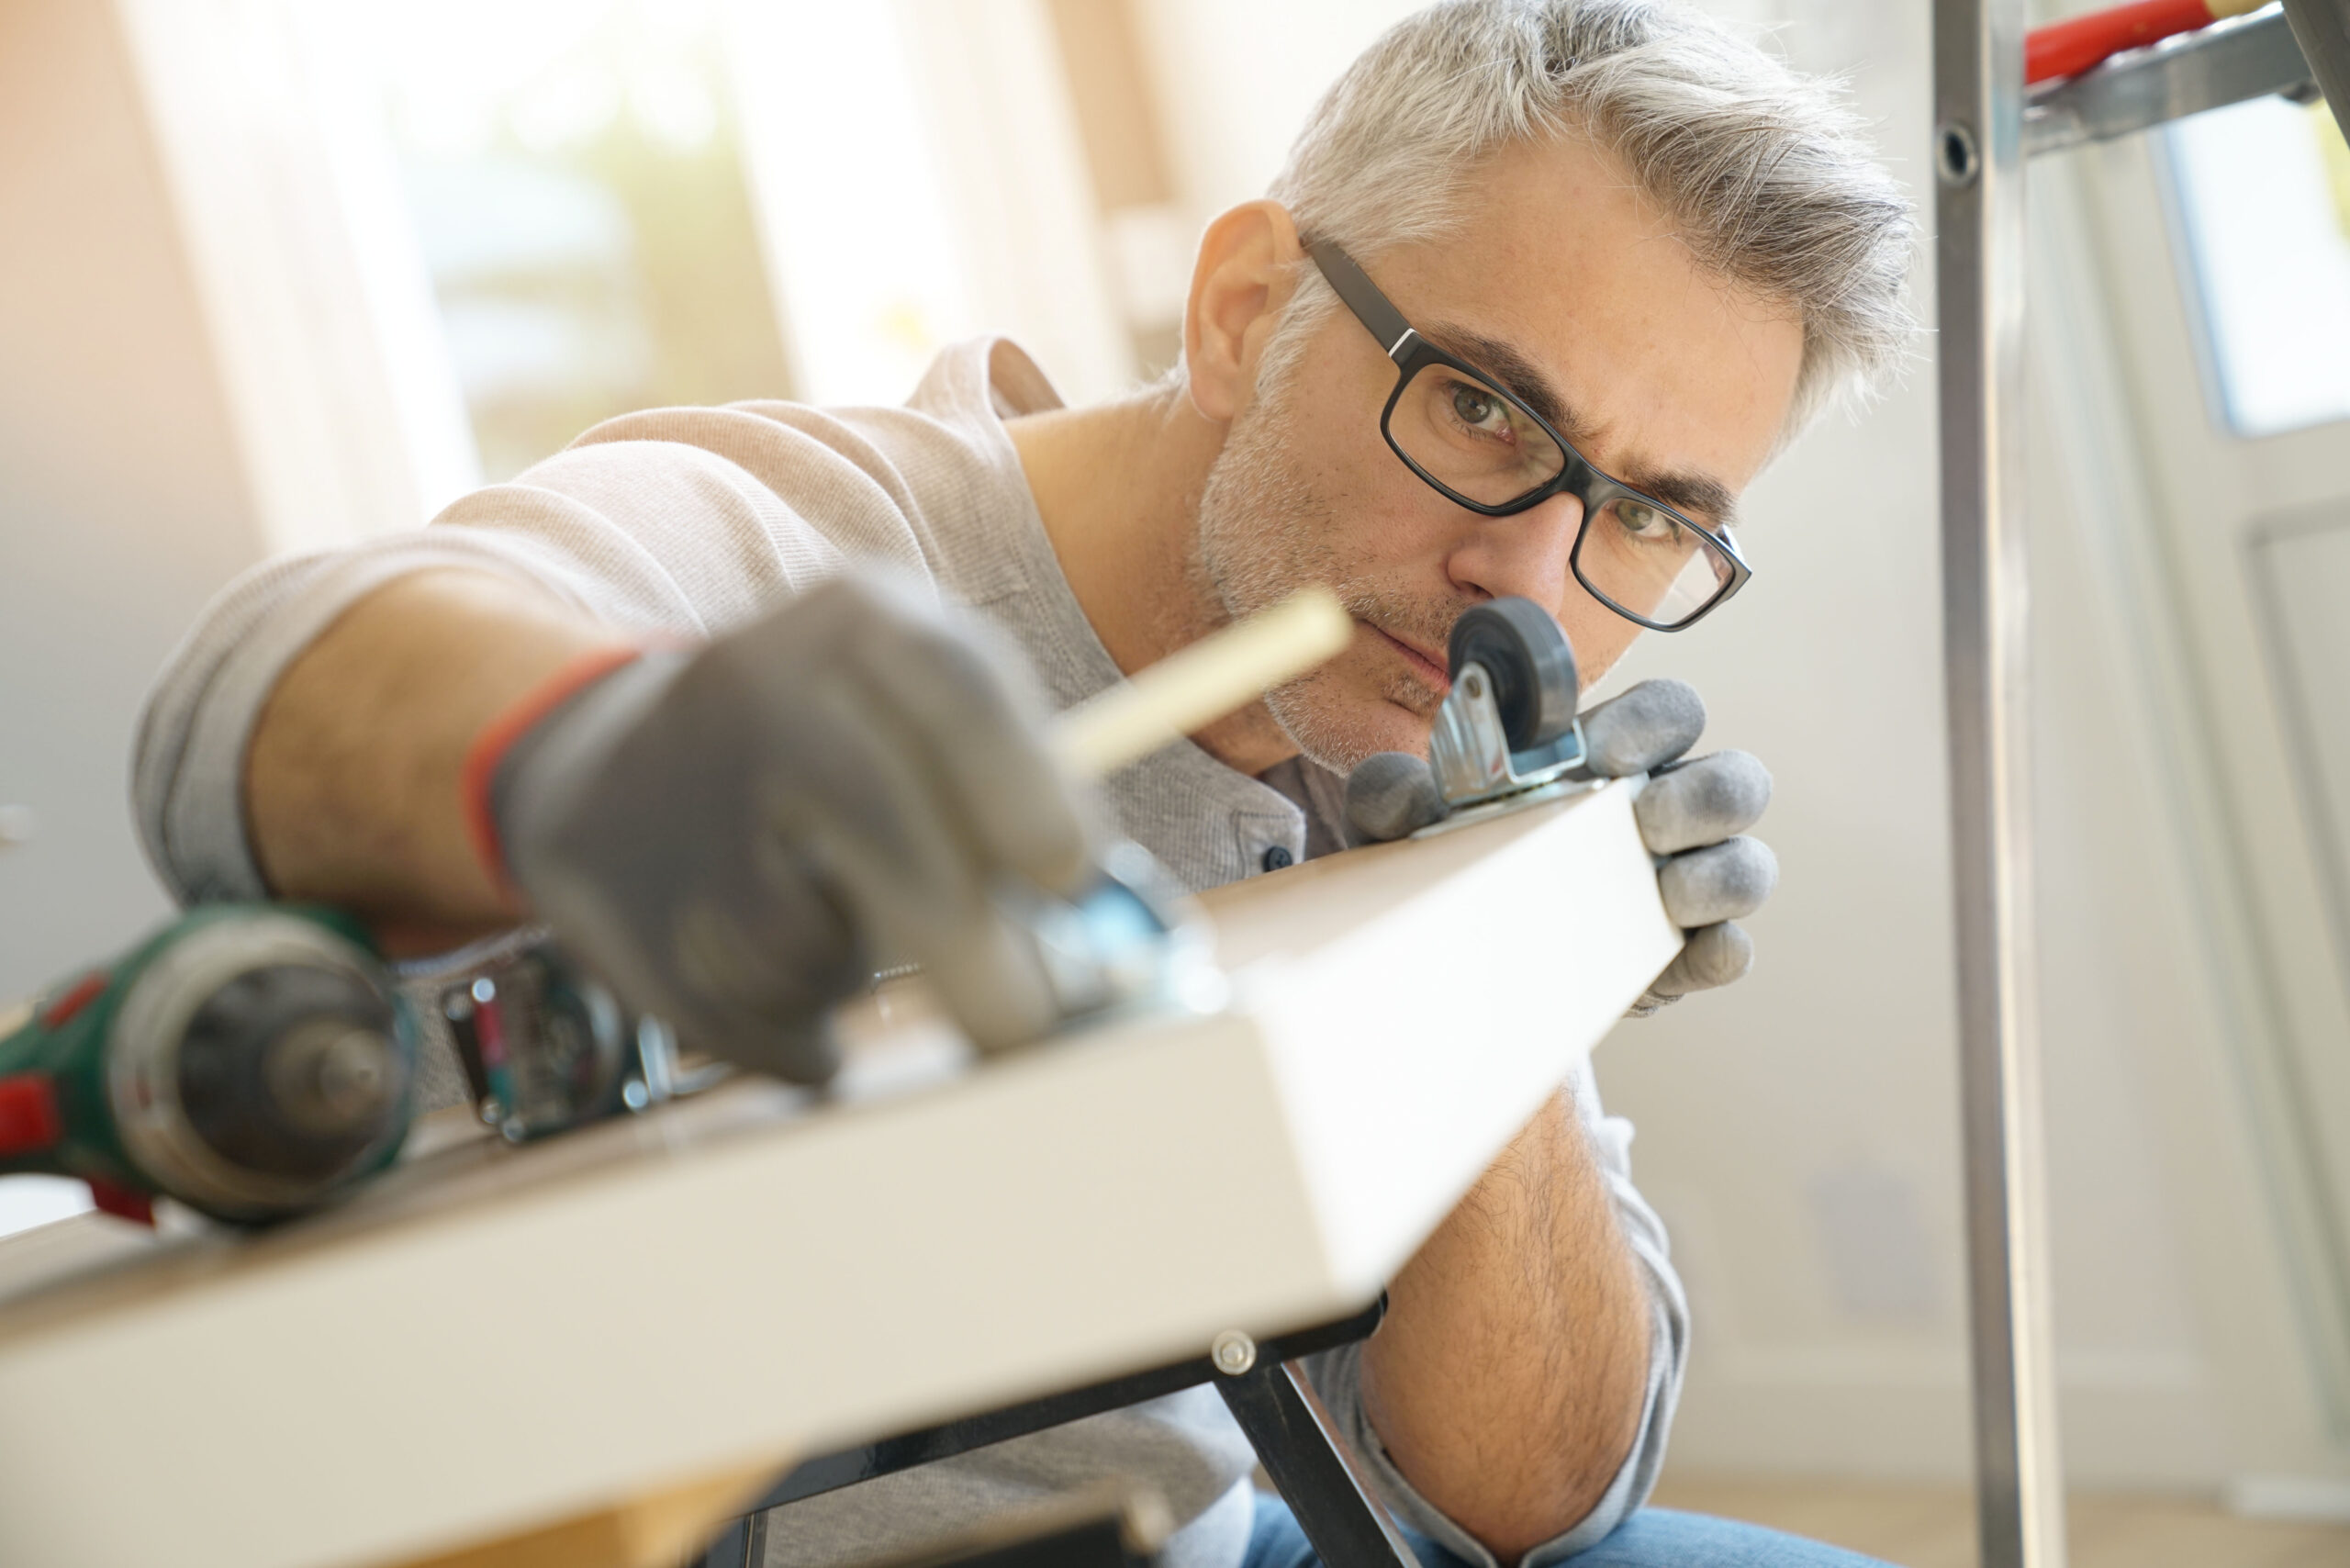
[1258,0,1916,431]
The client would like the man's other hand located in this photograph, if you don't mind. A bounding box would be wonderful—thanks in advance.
[1587,680,1774,1014]
[1343,678,1775,1015]
[487,571,1098,1081]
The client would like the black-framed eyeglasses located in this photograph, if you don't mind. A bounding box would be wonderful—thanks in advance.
[1306,239,1751,633]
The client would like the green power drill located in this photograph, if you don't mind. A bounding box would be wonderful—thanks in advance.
[0,905,418,1225]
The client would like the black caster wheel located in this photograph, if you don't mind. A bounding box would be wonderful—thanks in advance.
[1445,598,1579,751]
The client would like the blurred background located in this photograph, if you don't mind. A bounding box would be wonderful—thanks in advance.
[5,0,2350,1559]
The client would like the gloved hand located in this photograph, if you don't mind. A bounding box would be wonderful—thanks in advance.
[1344,679,1775,1015]
[473,571,1098,1082]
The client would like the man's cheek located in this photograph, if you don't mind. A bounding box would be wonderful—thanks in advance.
[1555,606,1639,689]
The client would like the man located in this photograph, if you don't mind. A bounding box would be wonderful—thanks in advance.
[135,1,1914,1563]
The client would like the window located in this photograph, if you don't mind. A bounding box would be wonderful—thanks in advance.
[2165,94,2350,439]
[367,0,792,480]
[119,0,1138,541]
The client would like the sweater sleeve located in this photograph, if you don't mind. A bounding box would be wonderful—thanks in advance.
[1299,1052,1688,1567]
[131,403,948,907]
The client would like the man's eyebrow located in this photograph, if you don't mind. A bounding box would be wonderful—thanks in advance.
[1424,322,1591,441]
[1425,319,1740,530]
[1615,465,1740,530]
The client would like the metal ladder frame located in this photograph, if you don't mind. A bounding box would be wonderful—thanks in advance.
[1934,5,2347,1564]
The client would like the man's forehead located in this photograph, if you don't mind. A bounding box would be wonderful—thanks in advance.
[1364,137,1803,497]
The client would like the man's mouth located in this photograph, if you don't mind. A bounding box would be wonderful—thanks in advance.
[1367,622,1450,696]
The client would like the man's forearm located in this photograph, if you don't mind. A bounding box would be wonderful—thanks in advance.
[245,569,627,953]
[1358,1089,1653,1562]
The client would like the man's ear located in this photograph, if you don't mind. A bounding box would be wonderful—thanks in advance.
[1183,200,1304,425]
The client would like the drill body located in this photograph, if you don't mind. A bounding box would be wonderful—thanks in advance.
[0,905,417,1223]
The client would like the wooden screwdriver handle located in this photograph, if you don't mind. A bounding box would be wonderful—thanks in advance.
[1050,588,1354,780]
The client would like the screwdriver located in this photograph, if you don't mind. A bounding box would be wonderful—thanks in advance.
[1052,586,1353,779]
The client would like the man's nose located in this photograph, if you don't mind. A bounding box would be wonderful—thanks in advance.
[1448,490,1583,611]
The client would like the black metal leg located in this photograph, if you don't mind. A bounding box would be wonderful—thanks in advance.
[691,1302,1396,1566]
[695,1508,764,1568]
[1216,1361,1421,1568]
[692,1516,744,1568]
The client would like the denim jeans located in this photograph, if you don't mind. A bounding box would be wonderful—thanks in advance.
[1244,1495,1895,1568]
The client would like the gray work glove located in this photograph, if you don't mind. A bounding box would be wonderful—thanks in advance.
[487,571,1097,1083]
[1344,679,1776,1016]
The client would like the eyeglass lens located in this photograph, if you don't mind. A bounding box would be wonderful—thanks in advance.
[1389,362,1568,505]
[1388,361,1734,629]
[1574,500,1737,628]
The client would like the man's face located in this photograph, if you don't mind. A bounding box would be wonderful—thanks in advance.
[1194,135,1805,772]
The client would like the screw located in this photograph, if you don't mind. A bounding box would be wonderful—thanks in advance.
[1210,1329,1257,1376]
[621,1079,650,1111]
[1935,120,1981,188]
[1463,670,1484,699]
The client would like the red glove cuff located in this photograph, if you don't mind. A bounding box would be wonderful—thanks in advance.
[459,645,648,902]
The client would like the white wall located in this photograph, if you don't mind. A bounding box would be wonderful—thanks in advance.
[0,0,264,1002]
[1133,0,2350,1498]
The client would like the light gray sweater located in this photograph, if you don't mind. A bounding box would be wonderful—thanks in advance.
[131,339,1688,1568]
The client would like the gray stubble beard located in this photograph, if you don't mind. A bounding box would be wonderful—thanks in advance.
[1191,375,1463,775]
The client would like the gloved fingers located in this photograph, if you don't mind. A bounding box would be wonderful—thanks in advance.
[1578,678,1706,778]
[655,825,867,1019]
[1649,921,1755,997]
[842,595,1094,898]
[786,777,1061,1053]
[1633,750,1772,855]
[717,569,1087,896]
[784,678,995,937]
[664,895,851,1080]
[506,567,1085,1083]
[1345,752,1447,843]
[525,839,856,1082]
[1656,834,1777,927]
[782,681,1064,1052]
[904,895,1066,1053]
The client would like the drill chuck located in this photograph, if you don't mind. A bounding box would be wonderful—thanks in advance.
[0,907,416,1223]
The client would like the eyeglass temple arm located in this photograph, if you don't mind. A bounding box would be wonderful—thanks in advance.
[1305,240,1416,361]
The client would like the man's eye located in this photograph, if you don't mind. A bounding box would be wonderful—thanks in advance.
[1615,499,1679,540]
[1446,381,1510,434]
